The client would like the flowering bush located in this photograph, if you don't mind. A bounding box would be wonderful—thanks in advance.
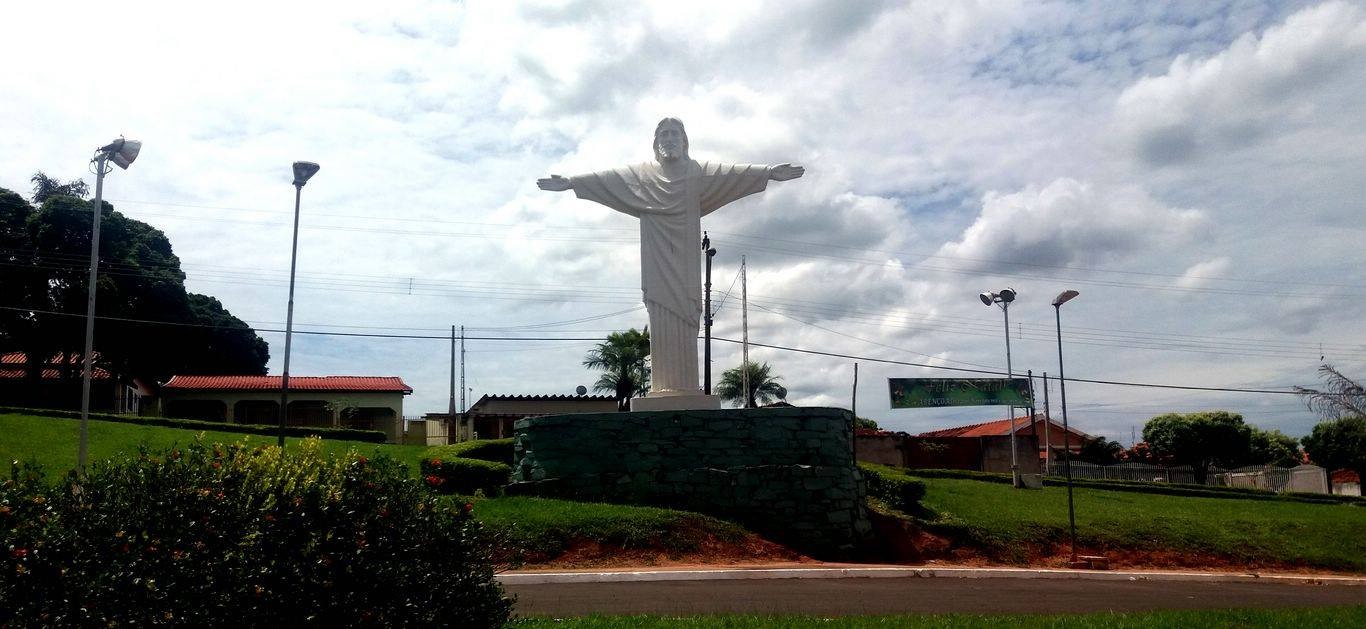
[420,457,511,496]
[0,439,510,626]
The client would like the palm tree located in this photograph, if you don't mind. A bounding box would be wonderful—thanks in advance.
[1294,364,1366,419]
[30,171,88,204]
[583,328,650,411]
[716,361,787,408]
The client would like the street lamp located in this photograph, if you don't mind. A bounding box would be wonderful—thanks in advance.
[979,287,1020,487]
[78,138,142,470]
[1052,288,1080,562]
[702,232,717,395]
[278,161,319,447]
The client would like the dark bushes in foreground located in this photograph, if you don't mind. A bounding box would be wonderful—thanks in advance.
[0,439,510,627]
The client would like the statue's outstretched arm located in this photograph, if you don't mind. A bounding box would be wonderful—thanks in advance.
[769,163,805,182]
[537,175,573,192]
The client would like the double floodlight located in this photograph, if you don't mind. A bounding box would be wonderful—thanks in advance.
[979,288,1017,306]
[293,161,320,187]
[97,138,142,170]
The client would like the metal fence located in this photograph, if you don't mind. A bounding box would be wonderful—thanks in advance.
[1045,461,1330,493]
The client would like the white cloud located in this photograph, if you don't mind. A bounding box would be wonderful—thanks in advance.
[1175,257,1232,289]
[936,178,1208,272]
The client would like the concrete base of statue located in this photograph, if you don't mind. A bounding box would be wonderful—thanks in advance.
[630,391,722,411]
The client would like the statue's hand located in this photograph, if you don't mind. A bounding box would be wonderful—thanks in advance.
[537,175,573,192]
[770,163,805,181]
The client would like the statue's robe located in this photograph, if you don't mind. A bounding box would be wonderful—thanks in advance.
[571,160,771,395]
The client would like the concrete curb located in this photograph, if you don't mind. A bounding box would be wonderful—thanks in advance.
[498,566,1366,586]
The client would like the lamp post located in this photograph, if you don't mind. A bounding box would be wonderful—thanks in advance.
[702,232,716,395]
[1052,288,1080,562]
[979,287,1019,487]
[278,161,319,447]
[78,138,142,470]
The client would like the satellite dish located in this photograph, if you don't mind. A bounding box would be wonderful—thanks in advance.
[575,385,588,395]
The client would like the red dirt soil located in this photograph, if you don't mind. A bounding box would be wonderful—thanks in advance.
[515,530,1362,577]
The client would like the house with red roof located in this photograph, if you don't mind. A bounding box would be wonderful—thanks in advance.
[919,413,1093,464]
[158,375,413,442]
[0,351,147,413]
[453,393,618,441]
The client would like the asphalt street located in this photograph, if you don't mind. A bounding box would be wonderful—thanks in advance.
[505,576,1366,617]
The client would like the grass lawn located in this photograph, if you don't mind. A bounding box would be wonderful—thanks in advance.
[912,474,1366,571]
[0,412,428,478]
[507,606,1366,628]
[475,496,749,561]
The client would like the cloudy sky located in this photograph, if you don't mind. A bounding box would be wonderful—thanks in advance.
[4,0,1364,441]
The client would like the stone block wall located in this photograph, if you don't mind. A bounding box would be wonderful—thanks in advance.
[507,406,872,557]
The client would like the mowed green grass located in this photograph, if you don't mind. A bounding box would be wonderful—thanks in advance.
[475,496,748,560]
[914,475,1366,571]
[507,607,1366,628]
[0,413,428,478]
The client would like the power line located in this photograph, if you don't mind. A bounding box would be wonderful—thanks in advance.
[2,303,1327,396]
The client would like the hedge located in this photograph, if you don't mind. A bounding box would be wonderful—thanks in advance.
[421,457,512,496]
[423,438,514,465]
[0,406,387,443]
[859,463,927,514]
[0,439,510,626]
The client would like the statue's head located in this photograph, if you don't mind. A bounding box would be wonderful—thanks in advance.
[653,117,688,163]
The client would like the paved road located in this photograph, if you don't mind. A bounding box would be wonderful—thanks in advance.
[506,577,1366,617]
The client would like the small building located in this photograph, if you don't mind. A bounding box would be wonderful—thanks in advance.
[455,394,617,441]
[158,375,412,442]
[0,351,146,414]
[920,413,1093,464]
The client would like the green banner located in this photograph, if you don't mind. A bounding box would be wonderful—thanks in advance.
[888,378,1033,409]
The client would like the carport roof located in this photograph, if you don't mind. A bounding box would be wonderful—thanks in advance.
[163,375,412,394]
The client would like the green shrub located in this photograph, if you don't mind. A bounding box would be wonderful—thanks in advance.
[0,406,387,443]
[859,463,927,514]
[0,439,510,626]
[424,438,515,465]
[422,457,512,496]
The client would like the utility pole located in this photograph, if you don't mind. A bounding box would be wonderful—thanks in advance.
[449,324,456,431]
[459,325,466,412]
[851,363,859,416]
[740,255,749,408]
[703,233,716,395]
[1043,371,1052,474]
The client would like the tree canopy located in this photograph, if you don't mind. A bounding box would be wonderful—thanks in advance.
[1141,411,1252,484]
[0,182,268,390]
[1301,416,1366,482]
[715,361,787,408]
[582,328,650,411]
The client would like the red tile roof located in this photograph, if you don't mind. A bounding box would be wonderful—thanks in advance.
[0,352,111,379]
[162,375,412,394]
[919,415,1092,440]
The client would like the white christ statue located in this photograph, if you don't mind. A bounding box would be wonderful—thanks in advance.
[538,117,804,409]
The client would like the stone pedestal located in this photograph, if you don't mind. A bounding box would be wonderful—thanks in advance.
[507,407,872,558]
[629,392,721,411]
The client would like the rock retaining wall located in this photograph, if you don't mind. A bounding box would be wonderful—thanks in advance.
[507,407,872,557]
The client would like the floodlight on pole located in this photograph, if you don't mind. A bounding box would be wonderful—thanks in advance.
[279,161,320,447]
[980,287,1020,487]
[78,137,142,470]
[1052,288,1080,562]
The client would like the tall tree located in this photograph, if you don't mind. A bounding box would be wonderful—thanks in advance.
[1142,411,1253,484]
[29,171,89,204]
[0,184,269,396]
[1301,417,1366,484]
[716,360,787,408]
[1076,436,1124,465]
[1246,427,1301,467]
[583,328,650,411]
